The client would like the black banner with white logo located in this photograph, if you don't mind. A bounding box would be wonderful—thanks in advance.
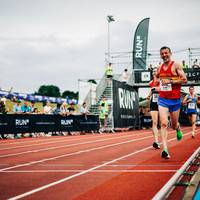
[112,80,139,128]
[0,114,99,134]
[184,68,200,81]
[133,18,150,70]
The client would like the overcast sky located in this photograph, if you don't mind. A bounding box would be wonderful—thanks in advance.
[0,0,200,96]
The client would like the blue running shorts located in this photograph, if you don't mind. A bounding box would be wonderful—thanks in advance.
[158,97,181,112]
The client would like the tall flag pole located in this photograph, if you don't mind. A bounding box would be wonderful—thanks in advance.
[132,18,150,70]
[107,15,115,63]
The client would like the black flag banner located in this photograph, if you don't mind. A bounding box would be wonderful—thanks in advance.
[133,18,150,70]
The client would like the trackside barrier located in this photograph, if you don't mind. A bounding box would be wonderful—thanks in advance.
[0,114,99,134]
[152,147,200,200]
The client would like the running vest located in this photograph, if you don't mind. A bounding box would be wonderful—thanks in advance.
[149,80,159,103]
[159,61,181,99]
[186,95,197,114]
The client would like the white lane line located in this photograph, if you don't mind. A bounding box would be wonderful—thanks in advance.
[0,131,151,158]
[7,131,193,200]
[0,133,115,151]
[0,130,145,148]
[2,169,177,173]
[38,164,181,167]
[0,135,154,172]
[7,145,154,200]
[107,164,181,167]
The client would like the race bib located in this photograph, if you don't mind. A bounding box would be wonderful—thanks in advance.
[160,81,172,91]
[188,102,195,109]
[152,93,159,103]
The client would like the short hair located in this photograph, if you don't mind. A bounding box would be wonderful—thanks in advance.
[160,46,172,53]
[189,86,194,89]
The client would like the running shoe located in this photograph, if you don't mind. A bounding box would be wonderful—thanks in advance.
[161,149,170,159]
[153,142,160,149]
[176,129,183,141]
[192,132,195,138]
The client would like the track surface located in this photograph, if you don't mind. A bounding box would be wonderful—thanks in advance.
[0,127,199,200]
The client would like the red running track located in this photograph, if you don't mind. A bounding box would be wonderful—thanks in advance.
[0,127,199,200]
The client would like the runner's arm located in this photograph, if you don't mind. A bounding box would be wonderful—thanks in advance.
[182,95,188,105]
[172,63,187,84]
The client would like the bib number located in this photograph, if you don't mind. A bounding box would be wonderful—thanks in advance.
[188,102,195,109]
[152,94,159,103]
[160,81,172,91]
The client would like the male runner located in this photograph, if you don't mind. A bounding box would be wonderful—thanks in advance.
[157,46,187,159]
[182,86,199,138]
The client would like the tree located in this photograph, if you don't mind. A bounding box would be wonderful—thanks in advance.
[62,90,78,99]
[88,79,97,84]
[36,85,61,97]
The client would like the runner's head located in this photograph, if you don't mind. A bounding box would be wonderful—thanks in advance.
[189,86,194,94]
[160,46,172,64]
[152,68,157,76]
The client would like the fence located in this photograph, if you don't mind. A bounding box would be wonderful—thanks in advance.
[0,114,99,134]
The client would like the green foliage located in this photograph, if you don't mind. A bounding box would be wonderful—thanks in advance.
[62,90,78,99]
[88,79,97,84]
[36,85,61,97]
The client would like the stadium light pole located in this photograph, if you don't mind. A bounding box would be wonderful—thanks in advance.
[107,15,115,63]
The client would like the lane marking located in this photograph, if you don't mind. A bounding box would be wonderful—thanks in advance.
[0,131,152,158]
[0,134,120,151]
[0,129,147,148]
[38,164,181,167]
[0,135,154,172]
[8,145,154,200]
[2,169,177,173]
[7,131,193,200]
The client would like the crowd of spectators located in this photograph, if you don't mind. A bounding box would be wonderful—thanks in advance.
[148,59,200,71]
[0,97,93,139]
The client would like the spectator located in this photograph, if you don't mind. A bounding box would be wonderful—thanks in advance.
[121,68,129,84]
[21,101,31,113]
[0,99,8,139]
[0,99,7,114]
[192,59,199,68]
[32,107,41,114]
[52,103,62,115]
[181,60,188,69]
[30,101,36,113]
[105,63,113,86]
[0,96,7,105]
[148,64,153,71]
[13,100,22,113]
[60,101,68,116]
[43,101,52,114]
[66,102,76,136]
[68,102,76,115]
[80,102,90,120]
[80,102,90,134]
[99,95,109,133]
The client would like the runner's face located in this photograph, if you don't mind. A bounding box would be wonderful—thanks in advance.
[152,69,157,76]
[189,88,194,94]
[160,49,171,64]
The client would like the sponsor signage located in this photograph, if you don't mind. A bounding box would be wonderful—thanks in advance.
[141,71,151,82]
[0,114,99,134]
[133,18,150,70]
[112,80,139,128]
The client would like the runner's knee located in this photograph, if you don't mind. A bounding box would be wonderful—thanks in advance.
[161,122,168,128]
